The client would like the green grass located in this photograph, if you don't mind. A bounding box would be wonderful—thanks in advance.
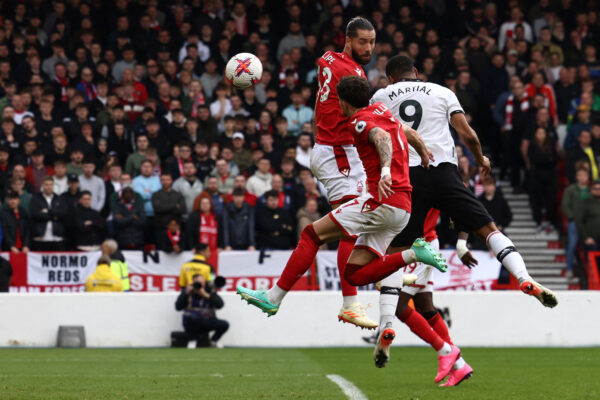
[0,347,599,399]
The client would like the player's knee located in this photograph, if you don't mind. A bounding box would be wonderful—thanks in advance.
[301,224,323,246]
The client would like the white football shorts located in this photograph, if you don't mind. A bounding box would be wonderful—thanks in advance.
[310,143,366,205]
[328,194,410,257]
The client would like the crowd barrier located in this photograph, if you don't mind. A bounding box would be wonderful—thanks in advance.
[0,291,598,347]
[8,249,503,292]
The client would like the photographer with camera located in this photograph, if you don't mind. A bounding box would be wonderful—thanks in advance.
[175,272,229,349]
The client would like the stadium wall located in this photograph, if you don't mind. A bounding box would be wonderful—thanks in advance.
[0,292,598,348]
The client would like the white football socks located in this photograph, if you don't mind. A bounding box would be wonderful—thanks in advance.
[453,357,466,370]
[342,295,358,308]
[437,342,452,356]
[379,293,397,328]
[487,231,532,284]
[267,284,287,305]
[402,249,417,264]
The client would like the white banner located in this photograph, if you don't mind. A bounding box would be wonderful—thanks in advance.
[316,249,501,291]
[27,251,101,285]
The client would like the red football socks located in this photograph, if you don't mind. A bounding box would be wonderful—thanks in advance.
[337,237,358,296]
[276,224,322,291]
[344,252,408,286]
[398,307,444,351]
[428,312,453,345]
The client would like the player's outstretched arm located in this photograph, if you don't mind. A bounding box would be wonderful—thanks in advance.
[456,231,478,268]
[402,123,432,169]
[368,127,394,201]
[450,112,491,177]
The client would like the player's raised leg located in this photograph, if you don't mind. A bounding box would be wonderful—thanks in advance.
[476,223,558,308]
[237,215,345,315]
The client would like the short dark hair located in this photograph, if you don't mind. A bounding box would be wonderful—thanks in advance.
[232,188,245,197]
[336,76,370,108]
[386,55,415,81]
[346,17,374,38]
[80,190,92,197]
[265,189,279,199]
[195,243,209,253]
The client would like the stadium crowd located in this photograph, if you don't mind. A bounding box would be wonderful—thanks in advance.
[0,0,598,278]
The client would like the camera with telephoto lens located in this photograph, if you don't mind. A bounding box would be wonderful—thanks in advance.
[192,281,203,290]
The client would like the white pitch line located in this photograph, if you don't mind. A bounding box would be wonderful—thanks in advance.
[326,374,369,400]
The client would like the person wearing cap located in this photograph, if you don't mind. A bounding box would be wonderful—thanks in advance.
[25,149,54,194]
[78,158,106,212]
[1,190,31,253]
[232,132,253,172]
[282,88,314,135]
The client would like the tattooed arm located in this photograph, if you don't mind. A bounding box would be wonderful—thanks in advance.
[368,127,394,200]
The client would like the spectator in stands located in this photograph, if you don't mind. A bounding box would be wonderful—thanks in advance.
[113,187,145,250]
[256,190,294,250]
[478,176,512,234]
[25,149,53,194]
[231,132,252,172]
[524,72,558,125]
[30,176,69,251]
[282,88,313,135]
[566,130,598,183]
[173,160,204,216]
[132,159,161,222]
[66,148,85,175]
[6,177,32,217]
[175,271,228,349]
[1,191,30,253]
[166,142,193,181]
[296,197,321,243]
[73,190,105,251]
[85,256,123,292]
[222,188,255,251]
[60,174,82,209]
[562,166,590,279]
[187,197,219,256]
[101,239,130,292]
[210,158,235,195]
[52,160,68,196]
[295,132,312,169]
[528,127,558,229]
[257,174,292,213]
[576,180,600,252]
[78,159,105,212]
[259,132,281,171]
[194,176,225,216]
[247,158,272,197]
[125,135,149,176]
[152,172,186,232]
[157,218,187,253]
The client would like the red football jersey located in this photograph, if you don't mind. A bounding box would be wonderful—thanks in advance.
[315,51,366,146]
[349,103,412,211]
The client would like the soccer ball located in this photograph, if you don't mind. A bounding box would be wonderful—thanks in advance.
[225,53,263,89]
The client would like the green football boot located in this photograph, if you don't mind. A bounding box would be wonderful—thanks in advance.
[411,238,447,272]
[237,285,279,316]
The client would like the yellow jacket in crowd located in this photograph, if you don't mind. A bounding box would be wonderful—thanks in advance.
[86,264,124,292]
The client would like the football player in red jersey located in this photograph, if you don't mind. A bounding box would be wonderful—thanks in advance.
[237,78,453,374]
[239,17,383,329]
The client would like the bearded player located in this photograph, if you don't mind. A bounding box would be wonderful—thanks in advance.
[238,78,453,365]
[238,18,384,329]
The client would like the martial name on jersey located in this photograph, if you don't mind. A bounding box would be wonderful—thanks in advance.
[371,80,464,168]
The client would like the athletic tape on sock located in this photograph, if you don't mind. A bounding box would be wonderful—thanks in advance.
[380,286,401,295]
[496,246,517,263]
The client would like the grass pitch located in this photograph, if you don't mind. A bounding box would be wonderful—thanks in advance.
[0,347,598,400]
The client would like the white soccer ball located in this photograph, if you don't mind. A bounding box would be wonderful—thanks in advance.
[225,53,263,89]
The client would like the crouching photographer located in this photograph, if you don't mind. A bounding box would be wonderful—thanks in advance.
[175,273,228,348]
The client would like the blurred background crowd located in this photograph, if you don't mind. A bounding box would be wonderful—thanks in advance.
[0,0,598,279]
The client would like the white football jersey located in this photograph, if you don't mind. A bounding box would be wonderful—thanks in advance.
[371,80,464,167]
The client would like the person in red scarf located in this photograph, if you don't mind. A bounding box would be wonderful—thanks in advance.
[52,62,69,103]
[186,196,219,256]
[1,191,31,252]
[157,218,188,253]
